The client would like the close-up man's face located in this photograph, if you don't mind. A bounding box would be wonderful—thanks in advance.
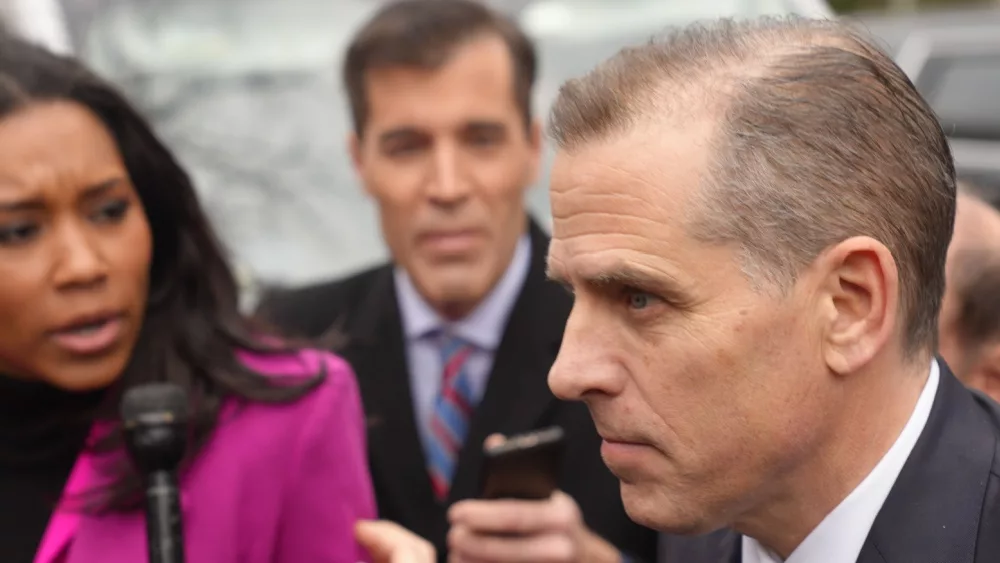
[351,34,540,317]
[546,118,831,534]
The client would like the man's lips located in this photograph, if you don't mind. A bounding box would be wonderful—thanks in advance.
[418,229,484,254]
[600,434,657,464]
[601,436,648,447]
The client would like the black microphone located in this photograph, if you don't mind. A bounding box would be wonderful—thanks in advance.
[121,382,189,563]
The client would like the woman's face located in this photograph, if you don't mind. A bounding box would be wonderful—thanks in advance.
[0,100,152,391]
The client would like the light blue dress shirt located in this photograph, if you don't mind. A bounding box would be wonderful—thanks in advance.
[393,234,532,459]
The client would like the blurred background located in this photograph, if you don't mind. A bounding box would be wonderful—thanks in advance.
[2,0,998,308]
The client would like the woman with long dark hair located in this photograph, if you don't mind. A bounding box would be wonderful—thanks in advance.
[0,33,376,562]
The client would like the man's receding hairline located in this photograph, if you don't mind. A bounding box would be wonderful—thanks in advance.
[550,21,881,152]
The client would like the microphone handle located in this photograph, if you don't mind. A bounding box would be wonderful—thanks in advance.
[144,470,186,563]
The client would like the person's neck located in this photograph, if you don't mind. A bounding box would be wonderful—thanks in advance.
[436,300,477,322]
[735,354,932,559]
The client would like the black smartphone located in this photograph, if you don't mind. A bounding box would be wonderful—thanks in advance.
[479,426,565,500]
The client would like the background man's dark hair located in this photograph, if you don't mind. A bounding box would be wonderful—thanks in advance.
[549,16,955,356]
[343,0,537,137]
[951,249,1000,354]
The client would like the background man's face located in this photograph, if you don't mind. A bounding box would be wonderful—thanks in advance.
[546,119,831,534]
[351,35,540,318]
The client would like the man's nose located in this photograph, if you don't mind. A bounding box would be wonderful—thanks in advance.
[426,143,471,205]
[548,303,624,401]
[53,224,109,290]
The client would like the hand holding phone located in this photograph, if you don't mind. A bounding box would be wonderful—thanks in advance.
[453,429,617,561]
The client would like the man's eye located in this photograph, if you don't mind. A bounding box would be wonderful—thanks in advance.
[626,291,654,310]
[388,144,421,157]
[0,222,40,245]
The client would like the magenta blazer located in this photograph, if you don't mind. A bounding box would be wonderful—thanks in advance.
[34,348,377,563]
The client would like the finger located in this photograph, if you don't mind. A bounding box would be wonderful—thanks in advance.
[355,520,433,562]
[355,520,398,559]
[450,526,575,563]
[448,554,490,563]
[449,493,574,534]
[483,433,507,450]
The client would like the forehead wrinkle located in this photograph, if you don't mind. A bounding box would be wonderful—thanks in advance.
[552,237,691,289]
[554,147,679,198]
[550,183,649,208]
[550,173,679,231]
[578,250,685,282]
[552,127,711,224]
[549,117,722,293]
[554,220,671,255]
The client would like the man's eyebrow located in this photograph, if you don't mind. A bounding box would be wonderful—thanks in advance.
[545,258,691,304]
[464,120,507,134]
[564,265,692,304]
[584,268,666,290]
[377,127,423,145]
[600,268,693,304]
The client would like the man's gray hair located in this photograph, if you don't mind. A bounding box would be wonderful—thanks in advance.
[549,16,955,354]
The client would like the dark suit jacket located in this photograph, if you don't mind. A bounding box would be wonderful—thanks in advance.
[657,362,1000,563]
[257,221,658,561]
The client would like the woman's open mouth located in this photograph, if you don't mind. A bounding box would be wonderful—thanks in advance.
[51,315,124,356]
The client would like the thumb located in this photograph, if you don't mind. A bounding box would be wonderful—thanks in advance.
[483,433,506,450]
[355,520,398,559]
[354,520,427,563]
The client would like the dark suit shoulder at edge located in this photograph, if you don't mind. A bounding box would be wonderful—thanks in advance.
[970,389,1000,437]
[256,263,392,337]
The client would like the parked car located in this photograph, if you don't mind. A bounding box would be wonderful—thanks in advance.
[9,0,833,304]
[855,7,1000,205]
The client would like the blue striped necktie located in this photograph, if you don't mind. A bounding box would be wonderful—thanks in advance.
[427,334,477,501]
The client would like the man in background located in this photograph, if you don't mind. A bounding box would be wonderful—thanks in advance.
[258,1,656,561]
[543,16,1000,563]
[938,184,1000,403]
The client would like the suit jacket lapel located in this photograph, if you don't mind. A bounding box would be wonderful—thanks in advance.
[857,363,995,563]
[722,532,742,563]
[448,221,573,501]
[343,269,445,533]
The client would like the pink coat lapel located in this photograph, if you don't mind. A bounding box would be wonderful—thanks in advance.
[34,447,194,563]
[33,451,97,563]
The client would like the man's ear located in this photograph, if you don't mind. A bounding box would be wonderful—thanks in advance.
[815,236,899,375]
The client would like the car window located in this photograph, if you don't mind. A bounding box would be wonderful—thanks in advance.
[921,52,1000,139]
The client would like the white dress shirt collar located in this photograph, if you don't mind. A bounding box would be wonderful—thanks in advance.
[742,360,940,563]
